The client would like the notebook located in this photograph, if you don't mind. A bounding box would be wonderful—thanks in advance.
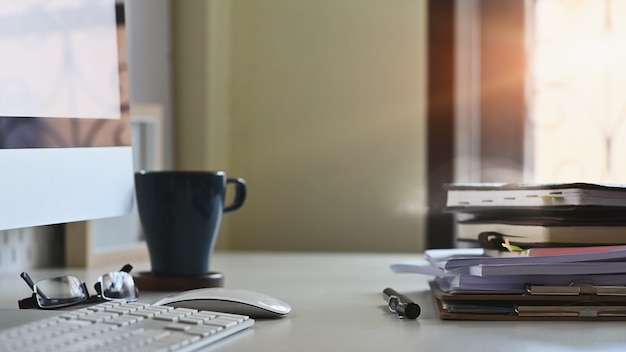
[444,182,626,209]
[456,219,626,246]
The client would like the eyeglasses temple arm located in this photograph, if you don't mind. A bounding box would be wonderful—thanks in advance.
[20,272,50,300]
[20,272,36,290]
[120,264,133,273]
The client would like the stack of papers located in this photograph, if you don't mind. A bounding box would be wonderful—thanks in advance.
[393,246,626,294]
[392,246,626,320]
[392,182,626,321]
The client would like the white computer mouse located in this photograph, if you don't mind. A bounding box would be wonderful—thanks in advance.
[152,287,292,319]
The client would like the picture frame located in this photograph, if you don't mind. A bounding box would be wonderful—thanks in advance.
[65,104,164,267]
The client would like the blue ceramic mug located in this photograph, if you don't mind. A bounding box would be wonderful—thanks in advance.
[134,170,246,276]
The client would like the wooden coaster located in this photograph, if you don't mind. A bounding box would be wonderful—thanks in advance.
[131,271,224,292]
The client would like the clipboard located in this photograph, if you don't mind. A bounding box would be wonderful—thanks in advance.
[429,281,626,321]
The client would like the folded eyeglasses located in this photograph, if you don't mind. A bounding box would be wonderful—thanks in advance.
[18,264,139,309]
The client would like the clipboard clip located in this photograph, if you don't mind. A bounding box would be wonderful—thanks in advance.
[516,305,626,317]
[526,280,626,296]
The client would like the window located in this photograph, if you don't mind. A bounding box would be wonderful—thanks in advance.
[426,0,626,247]
[530,0,626,182]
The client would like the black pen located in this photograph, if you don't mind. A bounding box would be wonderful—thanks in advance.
[383,287,421,319]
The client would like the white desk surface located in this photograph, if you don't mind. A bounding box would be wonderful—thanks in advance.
[1,251,626,352]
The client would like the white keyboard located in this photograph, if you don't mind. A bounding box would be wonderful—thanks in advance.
[0,300,254,352]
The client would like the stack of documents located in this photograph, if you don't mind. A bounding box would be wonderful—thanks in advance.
[392,182,626,320]
[393,246,626,320]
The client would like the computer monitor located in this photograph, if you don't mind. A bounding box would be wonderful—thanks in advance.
[0,0,134,230]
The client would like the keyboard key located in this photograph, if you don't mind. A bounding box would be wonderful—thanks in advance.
[203,318,239,329]
[166,323,191,332]
[185,325,221,337]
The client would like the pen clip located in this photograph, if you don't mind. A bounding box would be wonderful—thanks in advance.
[387,295,401,314]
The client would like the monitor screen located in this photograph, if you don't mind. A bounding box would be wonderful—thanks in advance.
[0,0,134,230]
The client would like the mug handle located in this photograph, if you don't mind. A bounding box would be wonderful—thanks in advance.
[224,178,247,213]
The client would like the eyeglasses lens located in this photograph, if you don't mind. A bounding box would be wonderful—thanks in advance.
[99,272,138,301]
[34,275,87,308]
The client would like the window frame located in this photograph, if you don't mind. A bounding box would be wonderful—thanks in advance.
[426,0,526,248]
